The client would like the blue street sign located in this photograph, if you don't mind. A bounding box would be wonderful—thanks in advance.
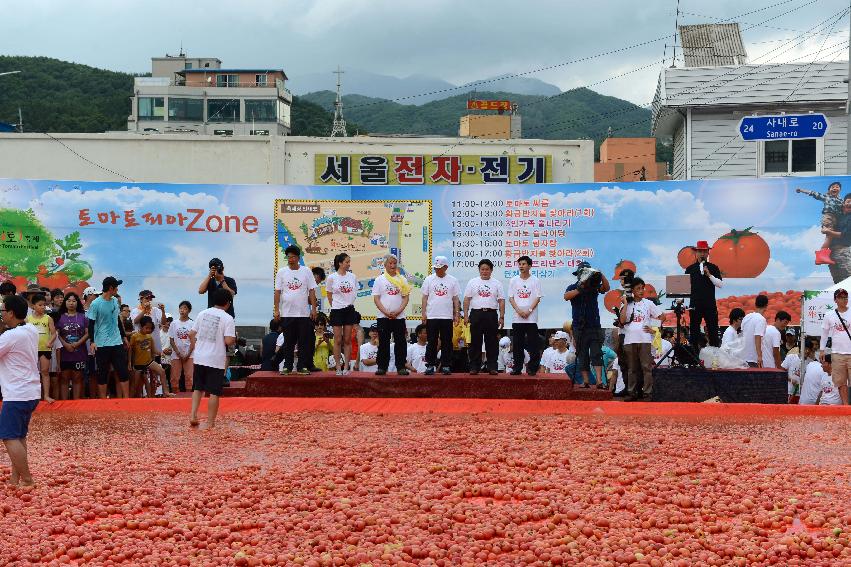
[738,113,829,141]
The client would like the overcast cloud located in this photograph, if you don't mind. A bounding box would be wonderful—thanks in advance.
[2,0,849,105]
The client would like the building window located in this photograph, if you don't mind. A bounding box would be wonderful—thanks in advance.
[216,74,239,87]
[244,100,276,122]
[255,74,268,87]
[761,139,820,176]
[207,99,241,122]
[138,97,164,120]
[168,98,203,121]
[185,62,193,69]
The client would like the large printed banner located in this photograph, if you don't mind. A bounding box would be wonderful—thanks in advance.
[0,176,848,328]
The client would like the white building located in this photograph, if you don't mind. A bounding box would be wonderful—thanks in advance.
[129,54,292,136]
[652,24,848,180]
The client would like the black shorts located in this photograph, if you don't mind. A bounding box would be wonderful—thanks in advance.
[330,305,360,327]
[192,364,225,396]
[60,360,87,372]
[38,351,52,361]
[133,362,154,371]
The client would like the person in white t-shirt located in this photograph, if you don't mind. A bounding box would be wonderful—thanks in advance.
[619,278,664,400]
[740,295,768,367]
[781,338,815,398]
[820,287,851,404]
[800,355,834,405]
[359,325,380,373]
[130,290,166,354]
[507,255,543,376]
[274,245,318,375]
[542,331,574,374]
[326,253,360,376]
[372,254,411,376]
[817,363,843,405]
[406,324,430,374]
[540,334,555,372]
[652,335,674,368]
[721,308,745,348]
[421,256,460,376]
[500,336,531,374]
[761,311,790,369]
[463,259,505,375]
[188,289,236,429]
[169,301,195,392]
[0,295,41,487]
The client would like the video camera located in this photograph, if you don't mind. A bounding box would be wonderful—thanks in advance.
[576,264,603,290]
[619,268,636,303]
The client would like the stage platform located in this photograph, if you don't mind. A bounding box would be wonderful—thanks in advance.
[237,371,613,400]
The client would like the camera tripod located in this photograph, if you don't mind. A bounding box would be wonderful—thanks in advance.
[654,299,701,368]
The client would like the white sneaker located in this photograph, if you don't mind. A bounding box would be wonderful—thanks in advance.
[342,368,350,376]
[335,369,343,376]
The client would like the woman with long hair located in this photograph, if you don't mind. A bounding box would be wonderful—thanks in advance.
[56,292,89,399]
[326,253,360,375]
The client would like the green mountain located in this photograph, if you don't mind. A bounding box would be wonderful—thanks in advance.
[0,56,353,136]
[301,89,658,158]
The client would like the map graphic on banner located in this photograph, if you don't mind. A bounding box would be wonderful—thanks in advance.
[0,176,849,328]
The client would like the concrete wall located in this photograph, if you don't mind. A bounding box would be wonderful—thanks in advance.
[458,115,511,139]
[0,133,594,185]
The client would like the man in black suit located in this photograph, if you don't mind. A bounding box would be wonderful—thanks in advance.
[684,240,723,348]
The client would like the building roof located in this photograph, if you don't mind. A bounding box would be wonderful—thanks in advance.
[679,24,748,67]
[651,61,847,135]
[181,68,287,78]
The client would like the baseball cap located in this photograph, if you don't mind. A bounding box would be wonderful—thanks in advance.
[165,313,173,321]
[499,336,510,348]
[571,261,591,276]
[82,286,99,299]
[138,289,155,299]
[369,323,378,331]
[785,328,797,336]
[102,276,122,290]
[432,256,449,269]
[209,257,224,269]
[553,330,569,341]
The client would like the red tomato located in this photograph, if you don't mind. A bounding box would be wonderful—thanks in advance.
[709,227,770,278]
[677,246,697,269]
[37,272,70,290]
[603,289,623,313]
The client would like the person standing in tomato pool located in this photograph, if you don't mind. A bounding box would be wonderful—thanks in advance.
[819,288,851,405]
[463,259,505,375]
[0,295,41,487]
[684,240,723,349]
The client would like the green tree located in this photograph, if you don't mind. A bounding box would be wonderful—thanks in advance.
[299,222,309,238]
[361,218,374,237]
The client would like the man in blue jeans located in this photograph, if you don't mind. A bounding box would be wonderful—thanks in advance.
[563,261,610,388]
[0,295,42,486]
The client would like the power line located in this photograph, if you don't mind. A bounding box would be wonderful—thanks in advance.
[39,132,134,182]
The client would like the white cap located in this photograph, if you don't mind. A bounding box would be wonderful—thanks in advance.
[499,336,511,348]
[553,330,569,341]
[432,256,449,269]
[82,287,98,298]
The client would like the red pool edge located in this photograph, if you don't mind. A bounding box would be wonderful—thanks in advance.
[24,397,851,417]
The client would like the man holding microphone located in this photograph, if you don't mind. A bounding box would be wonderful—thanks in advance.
[684,240,723,348]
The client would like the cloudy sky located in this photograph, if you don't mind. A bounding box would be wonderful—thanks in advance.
[3,0,850,104]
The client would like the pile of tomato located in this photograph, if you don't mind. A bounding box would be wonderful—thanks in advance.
[661,291,802,327]
[1,409,849,566]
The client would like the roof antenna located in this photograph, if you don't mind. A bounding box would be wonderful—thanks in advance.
[179,41,185,57]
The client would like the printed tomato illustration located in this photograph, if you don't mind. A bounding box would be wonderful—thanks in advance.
[709,227,770,278]
[613,259,637,279]
[643,283,658,300]
[603,289,623,313]
[677,246,697,269]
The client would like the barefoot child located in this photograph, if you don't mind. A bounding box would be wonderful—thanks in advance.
[129,316,170,398]
[797,182,842,265]
[27,294,56,403]
[189,289,236,429]
[0,295,42,486]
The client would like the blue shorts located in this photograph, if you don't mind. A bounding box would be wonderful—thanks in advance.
[0,400,40,440]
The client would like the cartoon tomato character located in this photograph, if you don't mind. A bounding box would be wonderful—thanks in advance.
[677,246,697,269]
[613,259,637,279]
[710,227,770,278]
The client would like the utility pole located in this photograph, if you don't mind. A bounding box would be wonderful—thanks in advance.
[330,65,347,138]
[18,108,23,133]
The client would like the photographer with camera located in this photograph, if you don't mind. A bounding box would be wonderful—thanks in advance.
[684,241,722,348]
[199,258,237,318]
[563,261,610,388]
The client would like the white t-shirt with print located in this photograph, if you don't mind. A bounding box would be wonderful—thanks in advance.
[372,274,406,318]
[421,273,460,320]
[359,342,378,373]
[0,323,41,401]
[822,309,851,354]
[501,349,530,373]
[653,339,673,367]
[130,306,164,351]
[622,299,663,345]
[817,372,842,405]
[275,265,317,318]
[191,307,236,370]
[326,271,358,310]
[740,312,767,363]
[780,353,802,395]
[761,325,782,368]
[464,277,504,310]
[406,342,429,373]
[799,360,826,405]
[721,326,739,348]
[540,347,555,369]
[169,318,194,360]
[508,275,542,324]
[544,348,574,373]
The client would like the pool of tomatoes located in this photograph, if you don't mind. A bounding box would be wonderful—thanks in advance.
[1,410,849,566]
